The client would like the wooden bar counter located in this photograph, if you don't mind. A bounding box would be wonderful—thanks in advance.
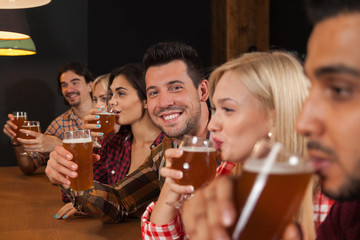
[0,166,141,239]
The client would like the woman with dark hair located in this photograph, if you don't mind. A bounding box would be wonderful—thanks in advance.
[54,63,163,220]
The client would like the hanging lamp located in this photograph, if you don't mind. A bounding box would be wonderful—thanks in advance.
[0,0,51,9]
[0,38,36,55]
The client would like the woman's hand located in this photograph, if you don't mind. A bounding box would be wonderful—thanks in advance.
[54,202,88,220]
[83,108,103,137]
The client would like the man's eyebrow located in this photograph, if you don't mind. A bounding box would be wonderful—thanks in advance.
[168,80,185,85]
[115,87,127,91]
[70,78,81,82]
[315,65,360,78]
[146,86,157,93]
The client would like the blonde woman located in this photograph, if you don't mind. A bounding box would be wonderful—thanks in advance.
[142,51,320,239]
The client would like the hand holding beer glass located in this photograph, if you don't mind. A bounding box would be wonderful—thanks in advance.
[62,129,94,196]
[17,121,41,156]
[86,106,116,148]
[10,111,28,144]
[167,135,217,208]
[231,139,313,240]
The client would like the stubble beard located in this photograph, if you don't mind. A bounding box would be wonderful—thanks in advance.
[156,104,201,139]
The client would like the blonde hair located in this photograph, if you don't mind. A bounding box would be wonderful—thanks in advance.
[92,73,110,94]
[209,51,315,239]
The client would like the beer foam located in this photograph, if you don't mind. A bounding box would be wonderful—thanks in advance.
[244,159,312,174]
[181,146,216,152]
[63,137,92,144]
[98,112,116,115]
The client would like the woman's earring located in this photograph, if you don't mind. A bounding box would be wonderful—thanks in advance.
[267,132,273,139]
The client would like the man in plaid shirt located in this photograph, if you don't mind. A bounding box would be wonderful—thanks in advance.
[3,62,94,175]
[45,41,213,223]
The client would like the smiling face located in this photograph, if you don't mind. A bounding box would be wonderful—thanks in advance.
[109,74,145,126]
[296,14,360,200]
[145,60,202,138]
[208,71,271,162]
[60,70,92,107]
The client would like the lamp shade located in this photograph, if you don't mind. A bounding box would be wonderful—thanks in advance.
[0,10,30,39]
[0,0,51,9]
[0,37,36,56]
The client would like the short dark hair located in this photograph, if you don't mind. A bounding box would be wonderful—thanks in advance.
[109,63,146,101]
[143,41,204,88]
[56,62,94,96]
[306,0,360,24]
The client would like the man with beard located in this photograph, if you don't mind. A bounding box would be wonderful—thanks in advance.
[44,41,212,223]
[180,0,360,239]
[3,62,93,175]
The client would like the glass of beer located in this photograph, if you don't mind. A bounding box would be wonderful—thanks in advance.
[18,121,41,156]
[12,111,27,144]
[88,106,116,148]
[168,135,217,208]
[231,139,314,240]
[63,129,94,196]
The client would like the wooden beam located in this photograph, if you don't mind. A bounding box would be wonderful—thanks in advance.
[211,0,269,66]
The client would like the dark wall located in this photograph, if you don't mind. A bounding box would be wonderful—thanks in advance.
[270,0,312,59]
[88,1,211,77]
[0,0,88,166]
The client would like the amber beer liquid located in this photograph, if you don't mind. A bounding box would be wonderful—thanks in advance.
[13,115,27,144]
[172,146,217,190]
[63,137,93,192]
[230,162,312,240]
[89,112,116,135]
[17,125,40,140]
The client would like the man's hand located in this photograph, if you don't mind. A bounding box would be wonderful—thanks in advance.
[3,113,17,139]
[182,176,236,240]
[18,131,62,153]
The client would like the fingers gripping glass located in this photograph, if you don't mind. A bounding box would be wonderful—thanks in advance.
[88,106,116,148]
[18,121,40,157]
[12,111,27,144]
[63,130,94,196]
[166,135,217,209]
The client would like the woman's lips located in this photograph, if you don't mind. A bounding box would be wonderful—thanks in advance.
[212,137,223,150]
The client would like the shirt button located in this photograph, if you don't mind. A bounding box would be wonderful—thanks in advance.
[151,144,155,149]
[111,170,115,174]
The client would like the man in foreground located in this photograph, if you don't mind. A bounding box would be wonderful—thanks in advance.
[182,0,360,239]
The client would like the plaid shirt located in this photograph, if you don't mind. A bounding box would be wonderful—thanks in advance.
[62,136,175,222]
[313,188,335,229]
[141,161,235,240]
[32,109,83,167]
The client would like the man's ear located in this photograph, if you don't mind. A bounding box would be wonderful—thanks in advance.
[198,79,209,102]
[87,81,93,93]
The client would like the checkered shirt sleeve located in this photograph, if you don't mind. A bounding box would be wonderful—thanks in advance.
[140,161,235,239]
[313,188,335,229]
[142,202,186,240]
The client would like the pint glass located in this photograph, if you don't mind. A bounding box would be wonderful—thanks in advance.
[63,130,94,195]
[12,111,27,144]
[172,135,217,190]
[18,121,40,140]
[89,112,116,135]
[168,135,217,208]
[88,106,116,148]
[231,139,314,240]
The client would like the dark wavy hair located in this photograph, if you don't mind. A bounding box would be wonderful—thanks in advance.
[306,0,360,24]
[143,41,204,88]
[108,63,146,101]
